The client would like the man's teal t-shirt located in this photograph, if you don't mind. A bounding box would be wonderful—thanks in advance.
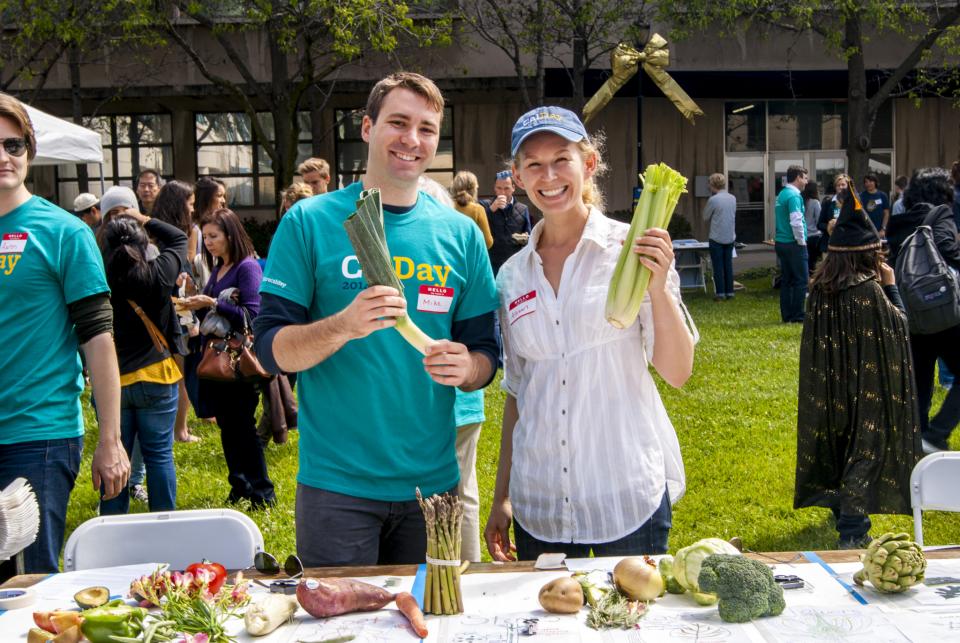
[455,388,485,427]
[261,182,499,501]
[0,196,109,444]
[774,184,806,244]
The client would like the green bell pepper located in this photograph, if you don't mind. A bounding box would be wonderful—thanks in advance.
[80,603,146,643]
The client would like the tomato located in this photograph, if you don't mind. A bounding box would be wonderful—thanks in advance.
[185,560,228,593]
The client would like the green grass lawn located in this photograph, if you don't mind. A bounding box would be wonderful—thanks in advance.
[67,270,960,562]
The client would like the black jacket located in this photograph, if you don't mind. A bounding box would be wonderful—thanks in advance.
[816,195,839,252]
[886,203,960,271]
[109,219,188,375]
[482,199,539,274]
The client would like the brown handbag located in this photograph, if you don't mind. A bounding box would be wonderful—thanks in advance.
[197,307,270,382]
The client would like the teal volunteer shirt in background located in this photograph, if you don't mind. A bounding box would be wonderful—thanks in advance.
[774,184,806,244]
[261,182,499,501]
[0,196,109,444]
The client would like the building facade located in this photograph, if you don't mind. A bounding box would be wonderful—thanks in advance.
[19,19,960,243]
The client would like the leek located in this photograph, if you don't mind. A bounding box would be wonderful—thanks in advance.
[343,188,434,354]
[605,163,687,329]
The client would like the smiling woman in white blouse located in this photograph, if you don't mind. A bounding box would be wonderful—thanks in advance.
[483,107,697,561]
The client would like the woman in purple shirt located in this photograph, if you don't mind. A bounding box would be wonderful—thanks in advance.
[180,208,276,507]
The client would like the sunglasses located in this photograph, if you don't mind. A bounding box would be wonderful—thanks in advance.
[252,552,303,595]
[0,137,28,157]
[254,551,303,578]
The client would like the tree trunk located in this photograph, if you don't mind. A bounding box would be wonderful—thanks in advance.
[268,30,298,217]
[534,0,546,107]
[572,35,587,110]
[844,13,872,184]
[68,45,89,193]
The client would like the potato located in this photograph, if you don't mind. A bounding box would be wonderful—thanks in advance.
[538,577,584,614]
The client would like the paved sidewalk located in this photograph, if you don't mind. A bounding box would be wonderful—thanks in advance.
[735,243,777,272]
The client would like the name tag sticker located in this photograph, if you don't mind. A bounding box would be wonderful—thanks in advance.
[508,290,537,325]
[0,232,27,253]
[417,285,454,313]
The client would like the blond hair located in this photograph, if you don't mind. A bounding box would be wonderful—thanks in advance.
[450,171,479,207]
[709,173,726,190]
[0,92,36,160]
[282,182,313,205]
[833,173,852,191]
[366,72,445,123]
[297,157,329,178]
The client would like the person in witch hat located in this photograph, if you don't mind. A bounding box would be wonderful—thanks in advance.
[793,189,922,550]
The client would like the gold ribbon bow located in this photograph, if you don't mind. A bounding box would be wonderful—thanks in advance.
[582,34,704,125]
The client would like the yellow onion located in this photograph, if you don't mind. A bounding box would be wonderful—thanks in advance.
[613,556,665,601]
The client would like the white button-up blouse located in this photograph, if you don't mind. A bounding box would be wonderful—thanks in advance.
[496,208,695,543]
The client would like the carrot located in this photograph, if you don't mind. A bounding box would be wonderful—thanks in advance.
[296,577,396,618]
[395,591,428,638]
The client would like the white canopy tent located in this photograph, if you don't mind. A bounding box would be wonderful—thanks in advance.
[24,104,105,192]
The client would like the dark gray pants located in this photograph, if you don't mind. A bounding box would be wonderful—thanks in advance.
[295,484,456,567]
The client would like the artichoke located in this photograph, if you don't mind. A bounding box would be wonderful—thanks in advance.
[852,532,926,593]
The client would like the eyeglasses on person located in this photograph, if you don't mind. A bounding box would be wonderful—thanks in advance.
[0,137,28,157]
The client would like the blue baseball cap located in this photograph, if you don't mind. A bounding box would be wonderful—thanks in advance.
[510,106,588,156]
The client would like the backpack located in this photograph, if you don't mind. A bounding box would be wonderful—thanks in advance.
[894,223,960,335]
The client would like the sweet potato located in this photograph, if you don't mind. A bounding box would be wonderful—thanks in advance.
[297,577,396,618]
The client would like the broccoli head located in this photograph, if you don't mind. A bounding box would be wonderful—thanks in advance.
[697,554,785,623]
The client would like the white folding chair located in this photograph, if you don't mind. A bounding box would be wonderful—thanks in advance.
[910,451,960,547]
[63,508,265,571]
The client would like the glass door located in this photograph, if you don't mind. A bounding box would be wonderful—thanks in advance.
[727,155,765,243]
[812,153,847,197]
[767,152,848,239]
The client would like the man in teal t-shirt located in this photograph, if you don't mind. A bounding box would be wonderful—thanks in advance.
[254,73,499,567]
[774,165,809,323]
[0,92,129,574]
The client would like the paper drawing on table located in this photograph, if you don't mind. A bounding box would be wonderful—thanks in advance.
[750,605,909,642]
[637,608,756,643]
[433,612,594,642]
[276,610,418,642]
[888,609,960,641]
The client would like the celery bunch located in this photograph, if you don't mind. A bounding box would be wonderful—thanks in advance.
[343,188,434,354]
[605,163,688,329]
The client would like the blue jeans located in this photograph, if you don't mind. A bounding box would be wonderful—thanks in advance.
[831,507,871,541]
[775,241,808,322]
[129,437,146,487]
[709,240,735,298]
[100,381,178,515]
[295,484,456,567]
[940,358,955,388]
[0,437,82,572]
[513,492,672,560]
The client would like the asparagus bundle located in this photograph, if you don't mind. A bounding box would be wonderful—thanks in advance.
[416,489,465,614]
[343,188,434,354]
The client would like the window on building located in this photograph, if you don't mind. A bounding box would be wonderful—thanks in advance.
[725,102,765,152]
[196,111,312,208]
[56,114,173,206]
[768,101,846,151]
[334,107,454,189]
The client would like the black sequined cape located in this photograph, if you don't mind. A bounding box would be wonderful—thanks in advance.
[794,277,921,516]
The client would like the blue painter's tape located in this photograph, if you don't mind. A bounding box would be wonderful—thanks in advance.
[803,550,869,605]
[410,563,428,642]
[411,563,427,608]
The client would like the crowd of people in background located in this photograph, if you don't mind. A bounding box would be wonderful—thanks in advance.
[4,71,960,579]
